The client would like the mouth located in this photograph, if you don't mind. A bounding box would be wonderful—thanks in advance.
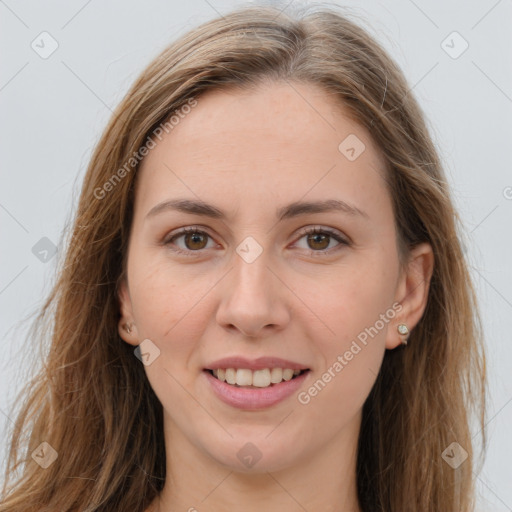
[204,368,311,388]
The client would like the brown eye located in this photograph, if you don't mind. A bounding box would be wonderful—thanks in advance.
[294,227,349,254]
[164,227,215,255]
[183,231,208,250]
[306,232,331,251]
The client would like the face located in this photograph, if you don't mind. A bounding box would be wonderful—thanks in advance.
[118,81,429,474]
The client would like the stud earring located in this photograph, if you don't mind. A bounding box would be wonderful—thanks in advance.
[397,323,409,345]
[123,322,134,334]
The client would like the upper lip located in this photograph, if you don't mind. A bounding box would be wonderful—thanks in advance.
[205,356,310,371]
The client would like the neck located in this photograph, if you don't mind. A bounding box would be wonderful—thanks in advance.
[155,410,363,512]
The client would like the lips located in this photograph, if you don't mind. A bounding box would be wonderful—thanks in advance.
[203,368,310,410]
[202,355,311,409]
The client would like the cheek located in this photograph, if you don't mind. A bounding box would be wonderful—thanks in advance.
[127,253,212,339]
[126,253,228,397]
[313,258,396,339]
[306,262,395,403]
[299,308,388,433]
[127,259,211,406]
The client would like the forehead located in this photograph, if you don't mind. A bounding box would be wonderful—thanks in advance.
[134,81,389,218]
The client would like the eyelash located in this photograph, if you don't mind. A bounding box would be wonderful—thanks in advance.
[163,225,350,257]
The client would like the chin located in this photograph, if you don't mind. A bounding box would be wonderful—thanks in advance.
[201,435,302,474]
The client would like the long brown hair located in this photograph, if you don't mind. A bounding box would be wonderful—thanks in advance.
[1,3,487,511]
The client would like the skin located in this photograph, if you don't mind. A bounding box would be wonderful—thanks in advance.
[117,81,434,512]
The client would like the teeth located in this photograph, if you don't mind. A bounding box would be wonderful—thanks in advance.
[283,368,295,381]
[270,368,283,383]
[211,368,305,387]
[236,369,253,386]
[225,368,237,385]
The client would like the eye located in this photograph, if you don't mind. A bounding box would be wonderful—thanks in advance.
[293,226,350,255]
[163,227,216,256]
[163,225,350,257]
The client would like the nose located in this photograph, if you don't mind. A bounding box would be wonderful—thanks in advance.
[215,249,290,338]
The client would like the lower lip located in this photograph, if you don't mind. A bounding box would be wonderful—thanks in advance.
[203,370,310,410]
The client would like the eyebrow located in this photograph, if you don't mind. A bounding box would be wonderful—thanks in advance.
[146,197,369,222]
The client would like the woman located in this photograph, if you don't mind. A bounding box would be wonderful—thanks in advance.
[1,3,487,511]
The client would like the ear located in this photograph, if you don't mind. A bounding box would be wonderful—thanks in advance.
[117,277,139,347]
[386,242,434,350]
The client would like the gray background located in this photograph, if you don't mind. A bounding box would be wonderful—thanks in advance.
[1,0,511,509]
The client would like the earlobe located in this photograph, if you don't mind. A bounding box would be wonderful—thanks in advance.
[117,278,139,346]
[386,242,434,350]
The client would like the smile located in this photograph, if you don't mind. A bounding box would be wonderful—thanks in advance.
[203,368,310,410]
[207,367,308,388]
